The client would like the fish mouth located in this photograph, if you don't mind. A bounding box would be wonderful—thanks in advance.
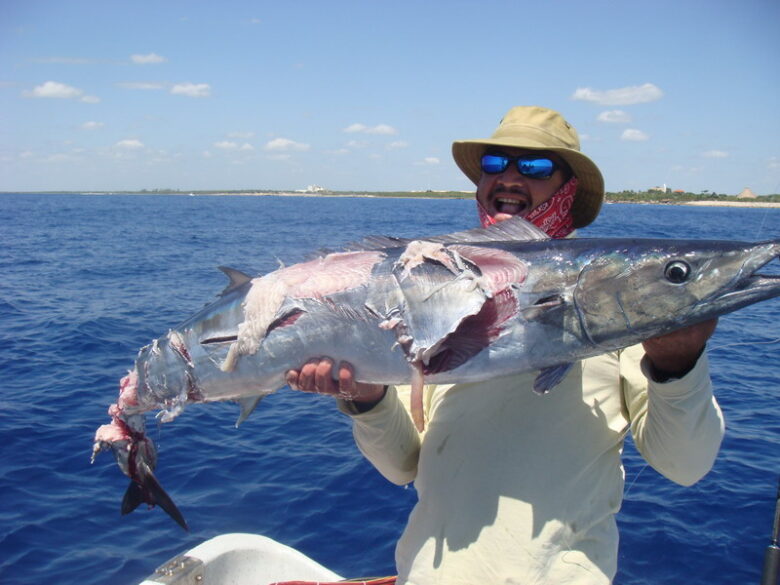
[703,242,780,309]
[717,272,780,303]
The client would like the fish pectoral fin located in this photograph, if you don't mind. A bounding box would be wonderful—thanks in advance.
[235,395,265,427]
[125,460,189,531]
[533,363,574,395]
[521,295,565,321]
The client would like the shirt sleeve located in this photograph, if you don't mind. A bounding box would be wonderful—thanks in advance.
[337,385,422,485]
[621,344,725,486]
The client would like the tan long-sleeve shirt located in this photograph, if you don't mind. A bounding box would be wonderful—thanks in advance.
[340,344,724,584]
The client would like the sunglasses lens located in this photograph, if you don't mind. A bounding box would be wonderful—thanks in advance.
[517,158,556,179]
[481,154,509,174]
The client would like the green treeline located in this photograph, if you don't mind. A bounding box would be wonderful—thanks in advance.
[605,190,780,203]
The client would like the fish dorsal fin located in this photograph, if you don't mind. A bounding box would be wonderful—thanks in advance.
[342,235,410,251]
[342,216,550,252]
[218,266,253,296]
[427,216,550,244]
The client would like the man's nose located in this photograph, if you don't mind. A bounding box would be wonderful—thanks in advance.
[495,166,529,187]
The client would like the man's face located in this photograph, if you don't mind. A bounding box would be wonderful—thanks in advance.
[476,148,570,223]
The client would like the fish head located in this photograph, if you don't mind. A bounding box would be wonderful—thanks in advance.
[572,239,780,346]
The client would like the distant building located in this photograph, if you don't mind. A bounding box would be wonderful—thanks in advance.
[737,187,757,199]
[296,185,327,193]
[649,184,670,193]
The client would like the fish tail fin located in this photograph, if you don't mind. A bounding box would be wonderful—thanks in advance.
[125,460,189,531]
[121,480,144,515]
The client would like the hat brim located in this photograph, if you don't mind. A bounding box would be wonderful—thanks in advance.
[452,138,605,228]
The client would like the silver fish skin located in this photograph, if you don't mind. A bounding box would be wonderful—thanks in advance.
[92,217,780,529]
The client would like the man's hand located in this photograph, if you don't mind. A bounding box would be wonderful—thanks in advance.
[643,318,718,380]
[286,358,386,405]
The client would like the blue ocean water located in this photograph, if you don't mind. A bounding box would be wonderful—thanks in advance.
[0,193,778,585]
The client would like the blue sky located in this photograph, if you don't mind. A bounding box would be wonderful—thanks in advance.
[2,0,779,194]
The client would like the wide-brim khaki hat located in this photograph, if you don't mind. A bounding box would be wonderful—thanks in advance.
[452,106,605,228]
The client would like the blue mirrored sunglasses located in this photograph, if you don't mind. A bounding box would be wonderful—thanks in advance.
[480,153,558,179]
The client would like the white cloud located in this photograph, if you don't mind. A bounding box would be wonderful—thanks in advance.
[620,129,649,142]
[118,82,165,90]
[115,139,144,150]
[131,53,167,64]
[214,140,254,152]
[227,131,255,139]
[387,140,409,149]
[572,83,663,106]
[369,124,398,135]
[701,150,729,158]
[769,157,780,169]
[344,123,368,133]
[343,123,398,135]
[597,110,632,123]
[30,81,82,98]
[81,121,104,130]
[415,157,440,166]
[170,82,211,97]
[23,80,98,102]
[264,138,310,152]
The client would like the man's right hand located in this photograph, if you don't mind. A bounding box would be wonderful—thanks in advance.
[285,358,386,406]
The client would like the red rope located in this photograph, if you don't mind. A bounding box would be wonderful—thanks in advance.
[270,577,396,585]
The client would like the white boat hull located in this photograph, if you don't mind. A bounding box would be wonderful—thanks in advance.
[139,533,343,585]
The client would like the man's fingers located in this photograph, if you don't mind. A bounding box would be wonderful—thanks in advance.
[338,362,357,396]
[314,359,338,394]
[285,369,300,390]
[295,359,322,392]
[287,358,371,399]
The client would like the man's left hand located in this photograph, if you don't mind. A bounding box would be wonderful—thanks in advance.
[643,318,718,380]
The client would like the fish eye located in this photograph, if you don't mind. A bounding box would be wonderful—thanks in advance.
[664,260,691,284]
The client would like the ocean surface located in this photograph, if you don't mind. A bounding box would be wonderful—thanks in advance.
[1,193,778,585]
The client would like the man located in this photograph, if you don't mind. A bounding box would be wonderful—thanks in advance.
[286,106,724,584]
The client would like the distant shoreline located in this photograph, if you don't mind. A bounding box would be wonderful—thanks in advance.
[2,190,779,208]
[677,200,780,208]
[609,199,780,209]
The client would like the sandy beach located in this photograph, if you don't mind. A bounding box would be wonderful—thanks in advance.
[680,200,780,208]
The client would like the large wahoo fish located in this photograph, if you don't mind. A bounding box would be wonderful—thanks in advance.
[92,218,780,529]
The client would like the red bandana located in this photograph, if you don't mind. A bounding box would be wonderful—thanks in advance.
[477,176,578,239]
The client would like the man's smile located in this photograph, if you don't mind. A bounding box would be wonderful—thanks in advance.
[491,191,531,216]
